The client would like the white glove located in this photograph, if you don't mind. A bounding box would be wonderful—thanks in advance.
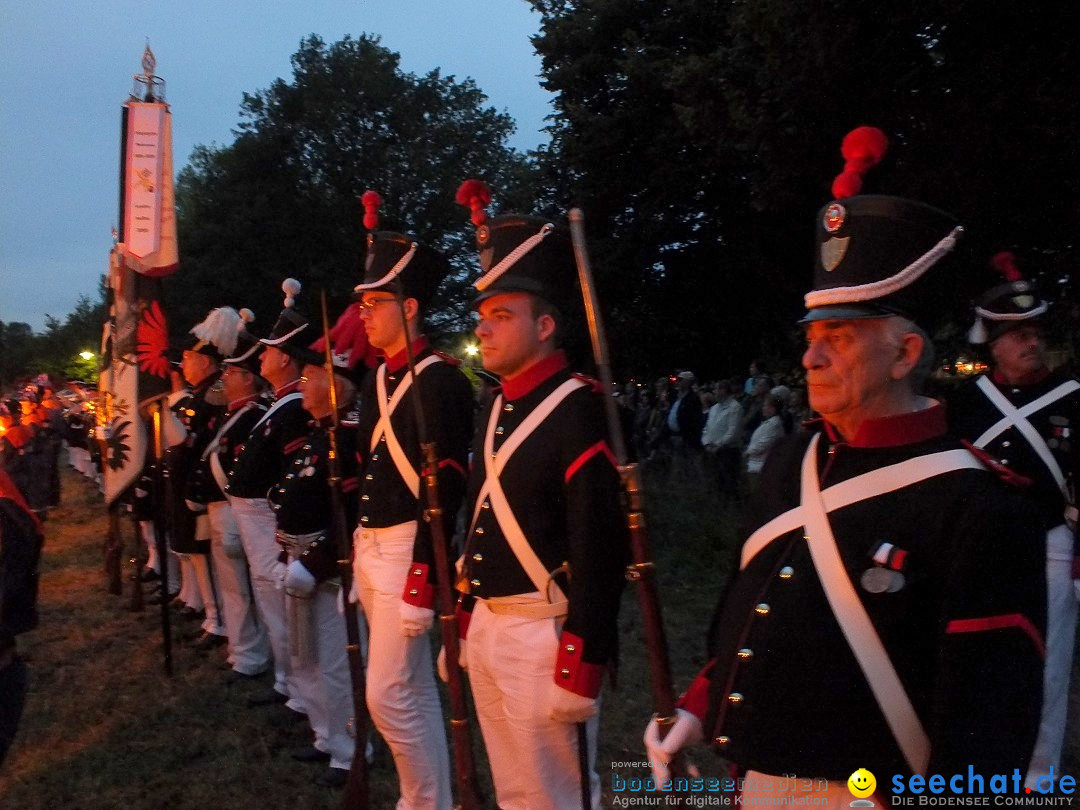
[643,708,703,789]
[547,681,598,724]
[436,640,467,683]
[284,559,316,597]
[400,602,435,637]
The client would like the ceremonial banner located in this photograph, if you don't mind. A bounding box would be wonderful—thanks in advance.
[121,101,178,277]
[100,49,178,504]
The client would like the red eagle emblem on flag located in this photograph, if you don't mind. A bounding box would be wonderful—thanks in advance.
[136,300,170,379]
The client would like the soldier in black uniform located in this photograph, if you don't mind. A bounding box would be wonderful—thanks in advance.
[196,312,273,671]
[158,307,233,641]
[950,251,1080,788]
[645,129,1047,795]
[453,182,629,810]
[270,315,368,787]
[350,191,473,809]
[0,467,43,767]
[224,281,313,710]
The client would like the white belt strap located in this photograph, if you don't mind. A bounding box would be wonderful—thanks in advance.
[204,402,262,493]
[468,379,587,603]
[974,375,1079,498]
[370,355,443,498]
[797,433,930,775]
[741,446,984,569]
[252,391,302,432]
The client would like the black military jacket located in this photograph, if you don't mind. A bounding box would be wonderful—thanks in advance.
[460,350,629,697]
[225,380,310,501]
[271,413,360,582]
[354,339,473,608]
[684,405,1046,779]
[950,370,1080,529]
[191,394,269,505]
[165,374,224,553]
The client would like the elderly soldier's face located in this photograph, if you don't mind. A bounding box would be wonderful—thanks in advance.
[474,292,556,379]
[220,364,253,402]
[300,364,330,417]
[802,318,918,436]
[990,324,1046,382]
[181,350,215,386]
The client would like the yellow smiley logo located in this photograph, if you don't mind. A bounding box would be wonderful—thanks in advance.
[848,768,876,798]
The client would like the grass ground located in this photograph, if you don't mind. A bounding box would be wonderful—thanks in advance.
[0,459,1077,809]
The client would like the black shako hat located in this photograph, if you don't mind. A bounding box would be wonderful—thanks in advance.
[455,180,576,314]
[967,252,1049,345]
[802,127,964,329]
[352,190,452,312]
[260,278,313,360]
[221,308,265,375]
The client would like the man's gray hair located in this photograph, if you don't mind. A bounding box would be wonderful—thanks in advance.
[884,316,934,391]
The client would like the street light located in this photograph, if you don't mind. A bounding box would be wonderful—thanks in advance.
[79,351,95,361]
[464,344,479,357]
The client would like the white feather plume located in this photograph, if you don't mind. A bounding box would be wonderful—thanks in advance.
[190,307,241,356]
[237,308,255,331]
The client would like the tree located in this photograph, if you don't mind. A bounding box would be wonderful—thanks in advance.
[171,34,537,338]
[528,0,1080,376]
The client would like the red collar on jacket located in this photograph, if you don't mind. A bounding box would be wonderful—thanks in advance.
[500,350,569,402]
[382,336,431,375]
[821,401,947,449]
[992,367,1052,388]
[227,394,260,413]
[274,379,302,398]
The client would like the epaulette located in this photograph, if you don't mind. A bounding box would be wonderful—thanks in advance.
[433,350,462,367]
[571,372,604,394]
[962,440,1034,489]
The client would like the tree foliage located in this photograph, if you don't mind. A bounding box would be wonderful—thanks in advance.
[528,0,1080,376]
[0,285,107,386]
[170,34,536,339]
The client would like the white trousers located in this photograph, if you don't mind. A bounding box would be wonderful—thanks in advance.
[354,523,451,810]
[286,551,356,771]
[467,597,601,810]
[228,495,296,702]
[140,521,179,585]
[188,550,225,636]
[208,501,270,676]
[177,554,203,610]
[1026,522,1079,788]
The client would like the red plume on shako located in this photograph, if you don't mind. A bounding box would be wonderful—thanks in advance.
[361,190,382,231]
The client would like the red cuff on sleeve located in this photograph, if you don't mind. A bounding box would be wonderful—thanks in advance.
[676,669,713,722]
[553,632,604,698]
[284,436,306,455]
[401,562,435,608]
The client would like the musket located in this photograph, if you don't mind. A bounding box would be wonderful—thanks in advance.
[320,292,371,810]
[392,293,481,810]
[150,402,173,676]
[567,209,683,778]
